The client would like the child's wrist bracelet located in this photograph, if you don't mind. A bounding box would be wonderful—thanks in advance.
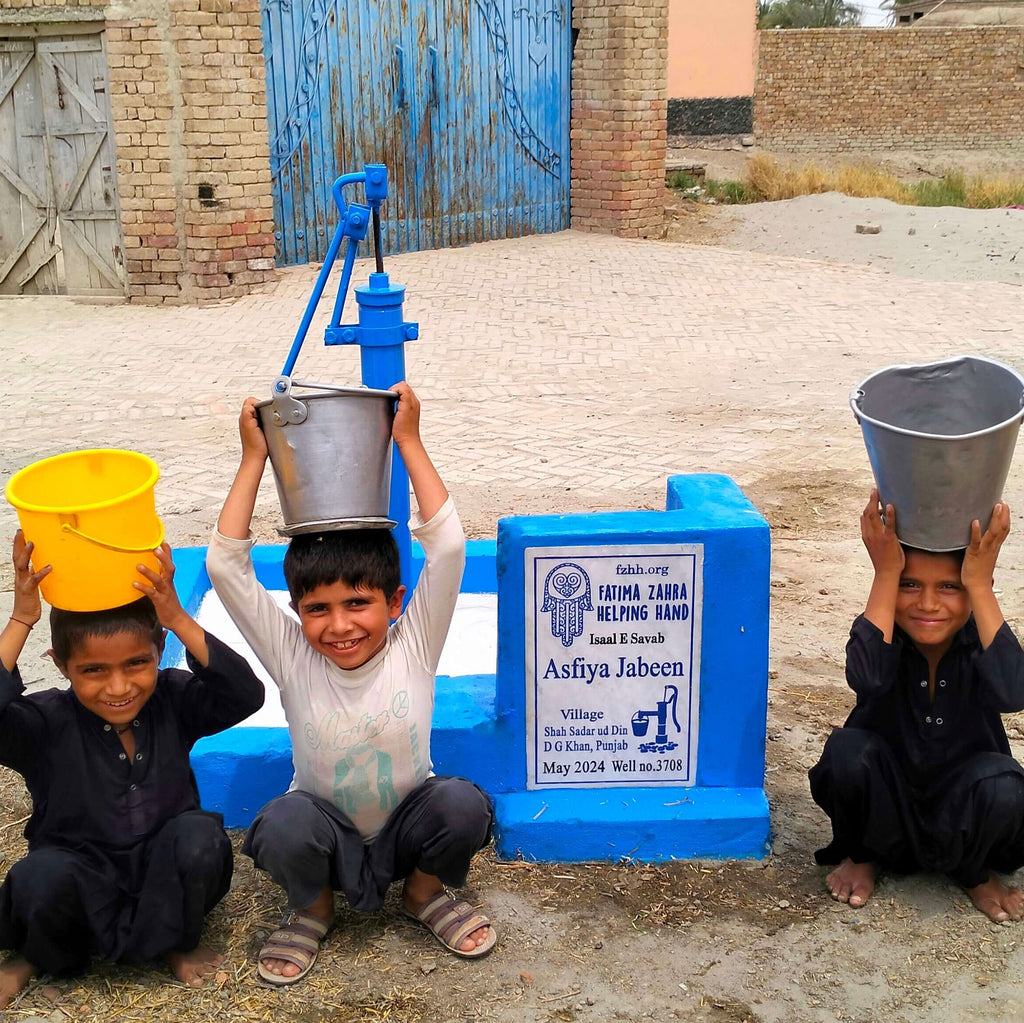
[8,616,33,630]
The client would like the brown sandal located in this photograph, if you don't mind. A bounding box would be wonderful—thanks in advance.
[256,911,330,986]
[403,889,497,959]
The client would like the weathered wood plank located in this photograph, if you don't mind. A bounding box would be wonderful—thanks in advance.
[60,214,121,290]
[37,48,103,123]
[58,129,103,213]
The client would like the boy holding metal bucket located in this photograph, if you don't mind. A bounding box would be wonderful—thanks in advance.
[207,382,496,987]
[809,488,1024,922]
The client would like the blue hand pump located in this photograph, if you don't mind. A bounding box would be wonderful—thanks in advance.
[276,164,418,601]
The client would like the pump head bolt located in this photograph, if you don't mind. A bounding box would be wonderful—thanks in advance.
[341,328,356,342]
[405,325,419,340]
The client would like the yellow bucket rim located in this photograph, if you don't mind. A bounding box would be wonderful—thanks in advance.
[5,449,160,515]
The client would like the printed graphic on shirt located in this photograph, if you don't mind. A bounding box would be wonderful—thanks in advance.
[305,708,389,751]
[409,719,424,777]
[392,690,410,719]
[334,744,399,817]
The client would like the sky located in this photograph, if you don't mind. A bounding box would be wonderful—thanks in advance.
[854,0,892,25]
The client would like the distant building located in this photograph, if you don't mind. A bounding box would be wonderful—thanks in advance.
[666,0,756,136]
[892,0,1024,24]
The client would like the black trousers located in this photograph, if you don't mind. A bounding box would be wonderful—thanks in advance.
[243,775,494,914]
[809,727,1024,888]
[0,810,232,975]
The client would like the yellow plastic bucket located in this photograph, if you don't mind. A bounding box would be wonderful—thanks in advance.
[5,449,164,612]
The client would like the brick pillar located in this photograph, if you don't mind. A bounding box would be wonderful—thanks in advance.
[570,0,667,238]
[107,16,186,302]
[174,0,276,302]
[107,0,275,304]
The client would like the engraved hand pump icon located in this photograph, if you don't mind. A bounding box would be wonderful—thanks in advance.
[631,685,680,753]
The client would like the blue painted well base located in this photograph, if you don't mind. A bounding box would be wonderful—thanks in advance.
[494,788,770,862]
[182,474,771,862]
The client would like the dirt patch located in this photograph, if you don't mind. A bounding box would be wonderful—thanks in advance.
[665,143,1024,285]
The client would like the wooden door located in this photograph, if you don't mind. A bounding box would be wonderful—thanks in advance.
[0,32,125,297]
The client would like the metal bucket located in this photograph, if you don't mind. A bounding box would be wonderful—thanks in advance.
[851,355,1024,551]
[256,381,397,536]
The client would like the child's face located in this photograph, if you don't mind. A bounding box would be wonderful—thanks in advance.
[895,550,971,656]
[58,630,161,726]
[292,579,406,670]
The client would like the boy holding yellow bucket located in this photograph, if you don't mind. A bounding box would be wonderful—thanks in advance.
[207,382,496,987]
[0,525,264,1007]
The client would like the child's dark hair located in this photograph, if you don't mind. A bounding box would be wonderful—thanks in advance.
[50,597,164,665]
[899,543,966,568]
[284,529,401,603]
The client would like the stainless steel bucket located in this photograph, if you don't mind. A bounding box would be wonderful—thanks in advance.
[256,381,397,536]
[851,355,1024,551]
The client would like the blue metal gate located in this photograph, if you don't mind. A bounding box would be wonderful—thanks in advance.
[260,0,571,264]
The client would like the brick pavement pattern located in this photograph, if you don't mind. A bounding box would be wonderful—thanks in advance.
[2,230,1023,686]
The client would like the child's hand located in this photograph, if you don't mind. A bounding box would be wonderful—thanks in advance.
[962,501,1010,591]
[861,488,905,578]
[10,530,51,628]
[135,544,211,667]
[134,544,188,632]
[390,381,422,450]
[239,396,269,462]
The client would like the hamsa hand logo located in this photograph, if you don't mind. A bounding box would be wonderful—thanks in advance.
[541,562,592,647]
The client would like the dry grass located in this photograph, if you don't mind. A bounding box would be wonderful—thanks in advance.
[742,154,1024,208]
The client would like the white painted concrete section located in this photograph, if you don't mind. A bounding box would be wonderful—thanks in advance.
[185,591,498,727]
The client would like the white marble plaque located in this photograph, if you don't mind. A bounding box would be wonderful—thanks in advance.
[525,544,703,789]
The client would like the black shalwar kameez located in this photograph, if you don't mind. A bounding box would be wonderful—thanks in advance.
[809,615,1024,887]
[0,633,264,974]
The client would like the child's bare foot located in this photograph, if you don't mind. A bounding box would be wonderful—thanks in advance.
[966,874,1024,923]
[825,858,876,908]
[167,947,223,988]
[0,955,36,1008]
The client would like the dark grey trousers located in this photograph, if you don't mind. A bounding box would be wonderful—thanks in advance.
[0,810,232,975]
[810,727,1024,888]
[243,775,494,913]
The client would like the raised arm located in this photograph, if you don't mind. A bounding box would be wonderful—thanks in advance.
[962,501,1010,650]
[0,531,51,673]
[860,488,905,644]
[217,396,269,541]
[134,543,209,667]
[390,381,448,523]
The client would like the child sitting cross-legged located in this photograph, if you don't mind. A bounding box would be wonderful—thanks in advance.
[206,381,496,988]
[810,488,1024,922]
[0,534,265,1008]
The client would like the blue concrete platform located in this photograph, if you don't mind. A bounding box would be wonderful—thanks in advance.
[174,474,772,863]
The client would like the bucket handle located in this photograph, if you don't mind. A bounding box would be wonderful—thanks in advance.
[850,387,865,424]
[267,376,397,427]
[60,522,163,555]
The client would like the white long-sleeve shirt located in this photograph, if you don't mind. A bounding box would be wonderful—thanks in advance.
[205,498,465,840]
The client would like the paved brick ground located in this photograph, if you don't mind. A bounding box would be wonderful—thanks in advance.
[2,229,1023,681]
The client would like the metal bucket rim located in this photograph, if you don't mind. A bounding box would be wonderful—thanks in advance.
[850,354,1024,441]
[277,516,398,536]
[256,384,398,410]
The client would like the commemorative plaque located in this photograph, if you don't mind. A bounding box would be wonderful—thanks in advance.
[525,543,703,789]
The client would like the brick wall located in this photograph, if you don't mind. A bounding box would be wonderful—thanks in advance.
[570,0,667,238]
[755,27,1024,151]
[3,0,276,303]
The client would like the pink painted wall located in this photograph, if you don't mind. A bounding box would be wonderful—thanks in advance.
[667,0,757,98]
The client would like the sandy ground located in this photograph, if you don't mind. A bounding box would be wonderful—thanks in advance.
[4,146,1024,1023]
[666,143,1024,286]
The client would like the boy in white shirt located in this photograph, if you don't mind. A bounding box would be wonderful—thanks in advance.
[207,382,495,986]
